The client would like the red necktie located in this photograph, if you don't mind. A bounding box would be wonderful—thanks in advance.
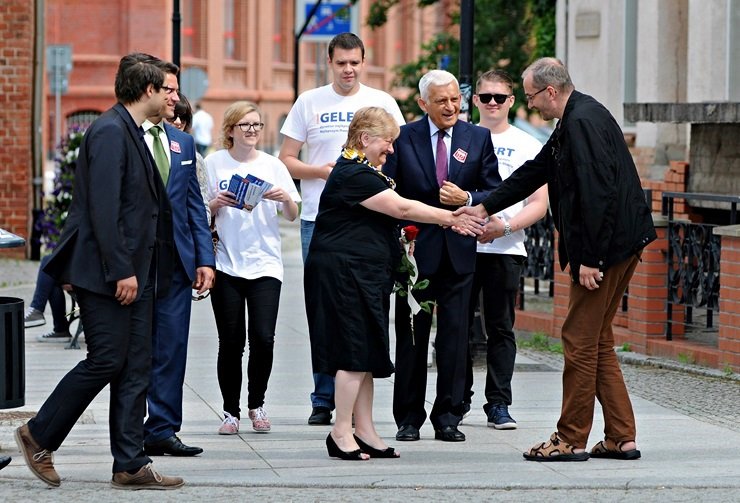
[435,129,448,187]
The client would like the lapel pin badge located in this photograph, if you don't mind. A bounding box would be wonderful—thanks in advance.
[453,148,468,163]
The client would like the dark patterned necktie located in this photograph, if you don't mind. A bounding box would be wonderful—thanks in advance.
[435,129,448,187]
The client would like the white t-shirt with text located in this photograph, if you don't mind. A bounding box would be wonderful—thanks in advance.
[204,149,301,281]
[280,83,405,221]
[478,125,543,256]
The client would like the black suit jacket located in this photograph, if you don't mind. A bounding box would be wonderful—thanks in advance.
[480,91,657,280]
[383,117,501,275]
[45,103,173,301]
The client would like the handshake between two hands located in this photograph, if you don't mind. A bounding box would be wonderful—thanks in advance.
[450,204,503,243]
[439,180,503,241]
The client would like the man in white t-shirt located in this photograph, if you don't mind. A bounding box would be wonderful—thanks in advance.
[192,103,214,156]
[279,32,405,426]
[464,69,549,430]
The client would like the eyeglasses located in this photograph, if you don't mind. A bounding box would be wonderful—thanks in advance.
[477,93,511,105]
[191,289,211,301]
[235,122,264,132]
[161,85,178,95]
[525,87,548,102]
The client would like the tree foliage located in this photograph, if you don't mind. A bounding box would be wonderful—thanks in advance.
[367,0,556,119]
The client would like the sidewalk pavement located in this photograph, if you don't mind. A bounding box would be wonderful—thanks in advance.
[1,219,739,502]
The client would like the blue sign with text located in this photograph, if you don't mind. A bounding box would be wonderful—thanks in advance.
[304,2,352,37]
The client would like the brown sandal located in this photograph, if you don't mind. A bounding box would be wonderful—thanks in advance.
[523,432,590,462]
[590,438,641,460]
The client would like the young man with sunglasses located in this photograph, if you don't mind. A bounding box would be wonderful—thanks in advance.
[463,70,548,429]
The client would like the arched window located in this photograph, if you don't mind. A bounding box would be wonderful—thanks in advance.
[66,110,101,131]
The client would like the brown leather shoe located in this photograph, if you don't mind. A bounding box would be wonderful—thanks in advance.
[14,424,61,487]
[111,463,184,490]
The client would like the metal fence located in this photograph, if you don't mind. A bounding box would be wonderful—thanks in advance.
[519,212,555,310]
[662,191,739,340]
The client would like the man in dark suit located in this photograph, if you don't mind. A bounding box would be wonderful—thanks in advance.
[142,74,215,457]
[383,69,501,442]
[15,53,183,490]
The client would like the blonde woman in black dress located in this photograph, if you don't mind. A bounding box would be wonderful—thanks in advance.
[305,107,485,460]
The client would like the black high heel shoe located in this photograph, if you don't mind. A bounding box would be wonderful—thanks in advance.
[326,433,368,460]
[354,435,400,458]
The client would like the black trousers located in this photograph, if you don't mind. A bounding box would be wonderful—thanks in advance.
[393,249,474,429]
[210,271,281,418]
[465,253,524,410]
[28,280,154,473]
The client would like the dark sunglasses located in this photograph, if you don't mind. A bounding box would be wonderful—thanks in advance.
[477,93,510,105]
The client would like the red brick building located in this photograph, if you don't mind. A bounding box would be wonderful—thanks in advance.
[0,0,35,259]
[5,0,453,256]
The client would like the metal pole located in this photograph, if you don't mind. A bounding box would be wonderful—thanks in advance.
[54,88,61,159]
[172,0,181,69]
[294,0,324,103]
[31,0,46,260]
[459,0,475,122]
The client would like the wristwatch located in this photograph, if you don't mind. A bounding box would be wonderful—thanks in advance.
[503,222,512,237]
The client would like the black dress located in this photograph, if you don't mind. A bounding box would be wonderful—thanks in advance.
[304,156,399,378]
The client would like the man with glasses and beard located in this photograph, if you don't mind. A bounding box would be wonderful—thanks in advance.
[456,57,656,462]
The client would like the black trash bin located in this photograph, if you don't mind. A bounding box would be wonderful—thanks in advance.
[0,297,24,408]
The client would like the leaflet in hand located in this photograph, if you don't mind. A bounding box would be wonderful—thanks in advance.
[227,173,273,211]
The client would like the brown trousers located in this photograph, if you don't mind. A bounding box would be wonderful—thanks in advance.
[557,254,640,448]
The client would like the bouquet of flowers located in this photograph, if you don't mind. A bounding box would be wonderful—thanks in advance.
[37,126,86,251]
[393,225,435,343]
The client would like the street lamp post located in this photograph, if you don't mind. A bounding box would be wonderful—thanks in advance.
[459,0,474,122]
[172,0,181,69]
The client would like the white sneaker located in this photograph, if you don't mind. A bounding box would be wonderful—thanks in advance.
[248,406,271,432]
[24,307,46,328]
[218,412,239,435]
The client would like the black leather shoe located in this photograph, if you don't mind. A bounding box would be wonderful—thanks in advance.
[434,425,466,442]
[144,435,203,456]
[395,424,420,441]
[308,406,332,425]
[0,455,11,470]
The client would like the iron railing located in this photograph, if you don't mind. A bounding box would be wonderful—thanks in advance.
[662,192,739,340]
[519,212,555,310]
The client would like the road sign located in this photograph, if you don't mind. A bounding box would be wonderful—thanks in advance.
[180,67,208,103]
[295,1,359,42]
[46,45,72,95]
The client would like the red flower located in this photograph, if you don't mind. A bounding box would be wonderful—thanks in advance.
[402,225,419,242]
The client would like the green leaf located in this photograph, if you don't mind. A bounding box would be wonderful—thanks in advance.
[419,300,436,314]
[412,278,430,291]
